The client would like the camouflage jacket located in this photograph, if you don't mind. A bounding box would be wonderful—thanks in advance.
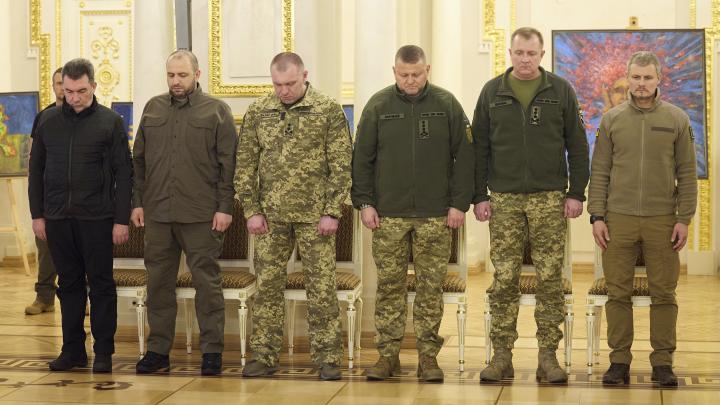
[234,83,352,223]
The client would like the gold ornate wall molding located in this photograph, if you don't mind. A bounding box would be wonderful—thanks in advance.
[78,8,133,105]
[483,0,516,77]
[697,0,720,251]
[208,0,295,97]
[30,0,51,107]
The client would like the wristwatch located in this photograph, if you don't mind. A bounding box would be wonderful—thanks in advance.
[589,214,605,224]
[359,203,373,210]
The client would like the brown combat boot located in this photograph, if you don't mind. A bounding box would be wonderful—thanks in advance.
[366,355,401,380]
[536,348,568,383]
[480,348,514,382]
[417,354,444,382]
[25,298,54,315]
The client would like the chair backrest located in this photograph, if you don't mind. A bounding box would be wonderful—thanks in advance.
[217,200,253,272]
[291,204,362,280]
[594,243,647,279]
[112,223,145,269]
[520,219,573,282]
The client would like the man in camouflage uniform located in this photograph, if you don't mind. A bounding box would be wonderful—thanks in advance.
[352,45,475,383]
[235,52,352,381]
[473,27,589,383]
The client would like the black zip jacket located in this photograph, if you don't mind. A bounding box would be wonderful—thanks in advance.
[28,97,133,225]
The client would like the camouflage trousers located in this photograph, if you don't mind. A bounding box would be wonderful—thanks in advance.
[250,221,343,366]
[372,217,450,358]
[488,191,566,350]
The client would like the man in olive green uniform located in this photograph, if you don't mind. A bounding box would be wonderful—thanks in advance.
[352,45,474,383]
[589,51,697,387]
[132,50,237,376]
[235,52,352,381]
[26,67,63,315]
[473,27,589,384]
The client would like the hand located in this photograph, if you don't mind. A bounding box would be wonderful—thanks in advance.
[474,201,491,222]
[112,224,129,245]
[592,221,610,250]
[130,207,145,227]
[32,218,46,241]
[446,207,465,229]
[246,214,268,235]
[212,212,233,232]
[360,206,380,230]
[564,198,583,218]
[317,215,339,236]
[671,223,689,251]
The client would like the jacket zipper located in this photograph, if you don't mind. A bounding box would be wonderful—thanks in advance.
[638,116,645,214]
[411,102,416,215]
[67,121,75,207]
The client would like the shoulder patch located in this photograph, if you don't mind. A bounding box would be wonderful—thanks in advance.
[689,126,695,142]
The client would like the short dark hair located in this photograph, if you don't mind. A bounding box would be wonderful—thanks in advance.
[395,45,426,64]
[62,58,95,83]
[167,49,199,72]
[511,27,544,48]
[627,51,662,76]
[270,52,305,72]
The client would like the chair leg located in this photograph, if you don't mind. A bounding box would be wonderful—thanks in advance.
[346,300,356,369]
[184,298,193,354]
[136,299,146,357]
[594,306,603,365]
[564,302,573,371]
[484,304,492,364]
[586,303,595,375]
[239,299,248,366]
[288,300,296,356]
[355,297,363,350]
[457,302,467,372]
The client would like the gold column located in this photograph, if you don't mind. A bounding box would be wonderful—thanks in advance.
[30,0,51,107]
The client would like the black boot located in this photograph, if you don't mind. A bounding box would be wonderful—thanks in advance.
[136,351,170,374]
[602,363,630,385]
[49,352,88,371]
[651,365,678,387]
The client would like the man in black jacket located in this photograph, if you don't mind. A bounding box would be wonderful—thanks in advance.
[28,58,133,373]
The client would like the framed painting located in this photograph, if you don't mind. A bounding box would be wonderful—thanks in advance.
[111,101,133,142]
[552,29,708,178]
[0,92,40,176]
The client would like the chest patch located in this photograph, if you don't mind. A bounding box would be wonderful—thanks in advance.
[380,113,405,120]
[419,112,446,118]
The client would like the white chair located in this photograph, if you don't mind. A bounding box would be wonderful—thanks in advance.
[176,200,257,366]
[586,245,651,374]
[484,221,574,371]
[406,225,468,371]
[112,225,148,357]
[285,204,363,368]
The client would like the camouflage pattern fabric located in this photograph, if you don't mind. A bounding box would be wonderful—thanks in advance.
[372,217,450,358]
[250,221,343,366]
[234,84,352,222]
[487,191,566,350]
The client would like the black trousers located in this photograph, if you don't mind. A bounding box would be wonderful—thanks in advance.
[45,218,117,355]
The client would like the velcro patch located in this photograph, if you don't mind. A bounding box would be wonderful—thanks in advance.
[651,126,674,134]
[420,112,447,117]
[490,99,513,108]
[380,113,405,120]
[536,98,560,105]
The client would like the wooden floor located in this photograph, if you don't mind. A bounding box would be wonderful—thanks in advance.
[0,266,718,404]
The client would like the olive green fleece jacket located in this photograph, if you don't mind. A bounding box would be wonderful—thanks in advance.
[588,91,697,224]
[351,83,475,218]
[472,67,590,202]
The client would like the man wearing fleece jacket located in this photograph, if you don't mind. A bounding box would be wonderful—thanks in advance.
[588,51,697,387]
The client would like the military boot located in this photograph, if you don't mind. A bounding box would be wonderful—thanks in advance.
[536,348,568,383]
[651,365,678,387]
[366,355,401,381]
[417,354,444,382]
[479,348,514,382]
[602,363,630,385]
[25,298,54,315]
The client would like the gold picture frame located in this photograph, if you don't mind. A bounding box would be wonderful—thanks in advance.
[208,0,294,97]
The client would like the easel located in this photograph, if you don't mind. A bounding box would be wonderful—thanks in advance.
[0,177,31,275]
